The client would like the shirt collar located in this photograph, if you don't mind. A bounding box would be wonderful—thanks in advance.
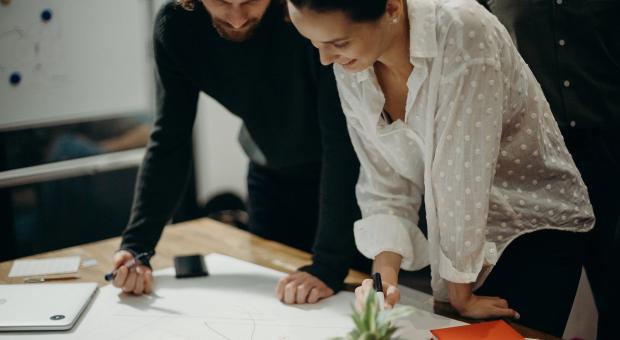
[353,0,438,83]
[408,0,438,59]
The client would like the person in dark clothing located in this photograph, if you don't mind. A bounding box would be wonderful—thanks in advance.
[484,1,620,339]
[109,0,369,305]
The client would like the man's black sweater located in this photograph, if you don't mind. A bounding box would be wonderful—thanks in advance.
[120,1,363,291]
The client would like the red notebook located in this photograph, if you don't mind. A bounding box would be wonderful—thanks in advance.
[431,320,524,340]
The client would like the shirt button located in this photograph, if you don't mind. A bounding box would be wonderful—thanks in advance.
[556,0,563,4]
[570,120,576,127]
[563,80,571,88]
[558,39,566,46]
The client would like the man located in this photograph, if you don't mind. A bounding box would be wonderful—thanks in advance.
[109,0,369,305]
[485,1,620,339]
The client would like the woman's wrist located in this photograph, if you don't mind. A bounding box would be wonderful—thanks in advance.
[372,251,402,285]
[447,281,474,312]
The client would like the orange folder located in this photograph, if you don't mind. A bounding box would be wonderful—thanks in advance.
[431,320,524,340]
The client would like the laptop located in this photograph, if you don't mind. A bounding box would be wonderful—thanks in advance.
[0,282,98,331]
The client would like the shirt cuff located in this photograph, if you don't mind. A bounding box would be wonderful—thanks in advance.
[298,262,345,293]
[118,245,154,268]
[354,214,429,271]
[438,241,498,283]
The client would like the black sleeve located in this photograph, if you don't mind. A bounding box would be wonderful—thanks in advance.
[119,11,199,254]
[298,61,363,292]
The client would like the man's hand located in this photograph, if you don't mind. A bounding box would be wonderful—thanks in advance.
[447,281,519,320]
[111,250,154,295]
[276,271,334,304]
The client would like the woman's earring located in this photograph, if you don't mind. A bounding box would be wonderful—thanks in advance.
[392,17,399,24]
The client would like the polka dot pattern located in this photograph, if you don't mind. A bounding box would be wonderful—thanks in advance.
[333,0,595,300]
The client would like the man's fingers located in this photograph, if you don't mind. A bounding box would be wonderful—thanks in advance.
[321,286,334,299]
[307,287,321,304]
[112,251,134,268]
[133,273,144,295]
[276,276,291,301]
[143,271,154,294]
[113,266,128,288]
[123,272,137,293]
[295,284,311,304]
[277,272,336,305]
[276,273,302,300]
[284,280,300,304]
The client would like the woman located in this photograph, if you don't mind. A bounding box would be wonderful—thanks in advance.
[286,0,594,335]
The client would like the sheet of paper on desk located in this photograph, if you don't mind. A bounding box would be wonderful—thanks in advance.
[0,254,463,339]
[8,256,81,278]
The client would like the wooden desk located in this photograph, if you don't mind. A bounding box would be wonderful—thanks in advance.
[0,218,558,339]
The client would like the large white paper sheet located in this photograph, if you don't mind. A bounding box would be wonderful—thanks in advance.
[1,254,463,339]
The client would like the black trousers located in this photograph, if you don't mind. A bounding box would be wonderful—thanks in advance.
[246,161,321,253]
[597,222,619,340]
[476,230,587,337]
[560,128,620,340]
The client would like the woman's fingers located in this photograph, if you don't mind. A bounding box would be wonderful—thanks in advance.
[492,306,519,319]
[355,284,371,311]
[483,296,509,308]
[361,279,374,290]
[355,279,400,310]
[458,295,520,320]
[384,285,400,308]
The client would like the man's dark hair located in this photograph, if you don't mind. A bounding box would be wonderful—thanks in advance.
[176,0,198,11]
[288,0,387,22]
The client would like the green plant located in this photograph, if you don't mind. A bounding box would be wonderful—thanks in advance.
[333,292,415,340]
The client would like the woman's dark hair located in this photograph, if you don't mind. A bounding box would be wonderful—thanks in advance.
[288,0,388,22]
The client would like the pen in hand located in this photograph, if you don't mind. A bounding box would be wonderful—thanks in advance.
[104,251,154,281]
[373,272,385,310]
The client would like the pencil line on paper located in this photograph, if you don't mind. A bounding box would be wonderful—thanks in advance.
[203,320,234,340]
[243,308,256,340]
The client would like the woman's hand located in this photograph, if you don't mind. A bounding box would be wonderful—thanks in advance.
[353,251,403,310]
[354,278,400,310]
[447,281,519,320]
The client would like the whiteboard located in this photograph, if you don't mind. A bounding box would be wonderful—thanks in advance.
[0,254,465,339]
[0,0,153,131]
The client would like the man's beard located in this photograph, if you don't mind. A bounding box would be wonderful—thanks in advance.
[211,18,261,42]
